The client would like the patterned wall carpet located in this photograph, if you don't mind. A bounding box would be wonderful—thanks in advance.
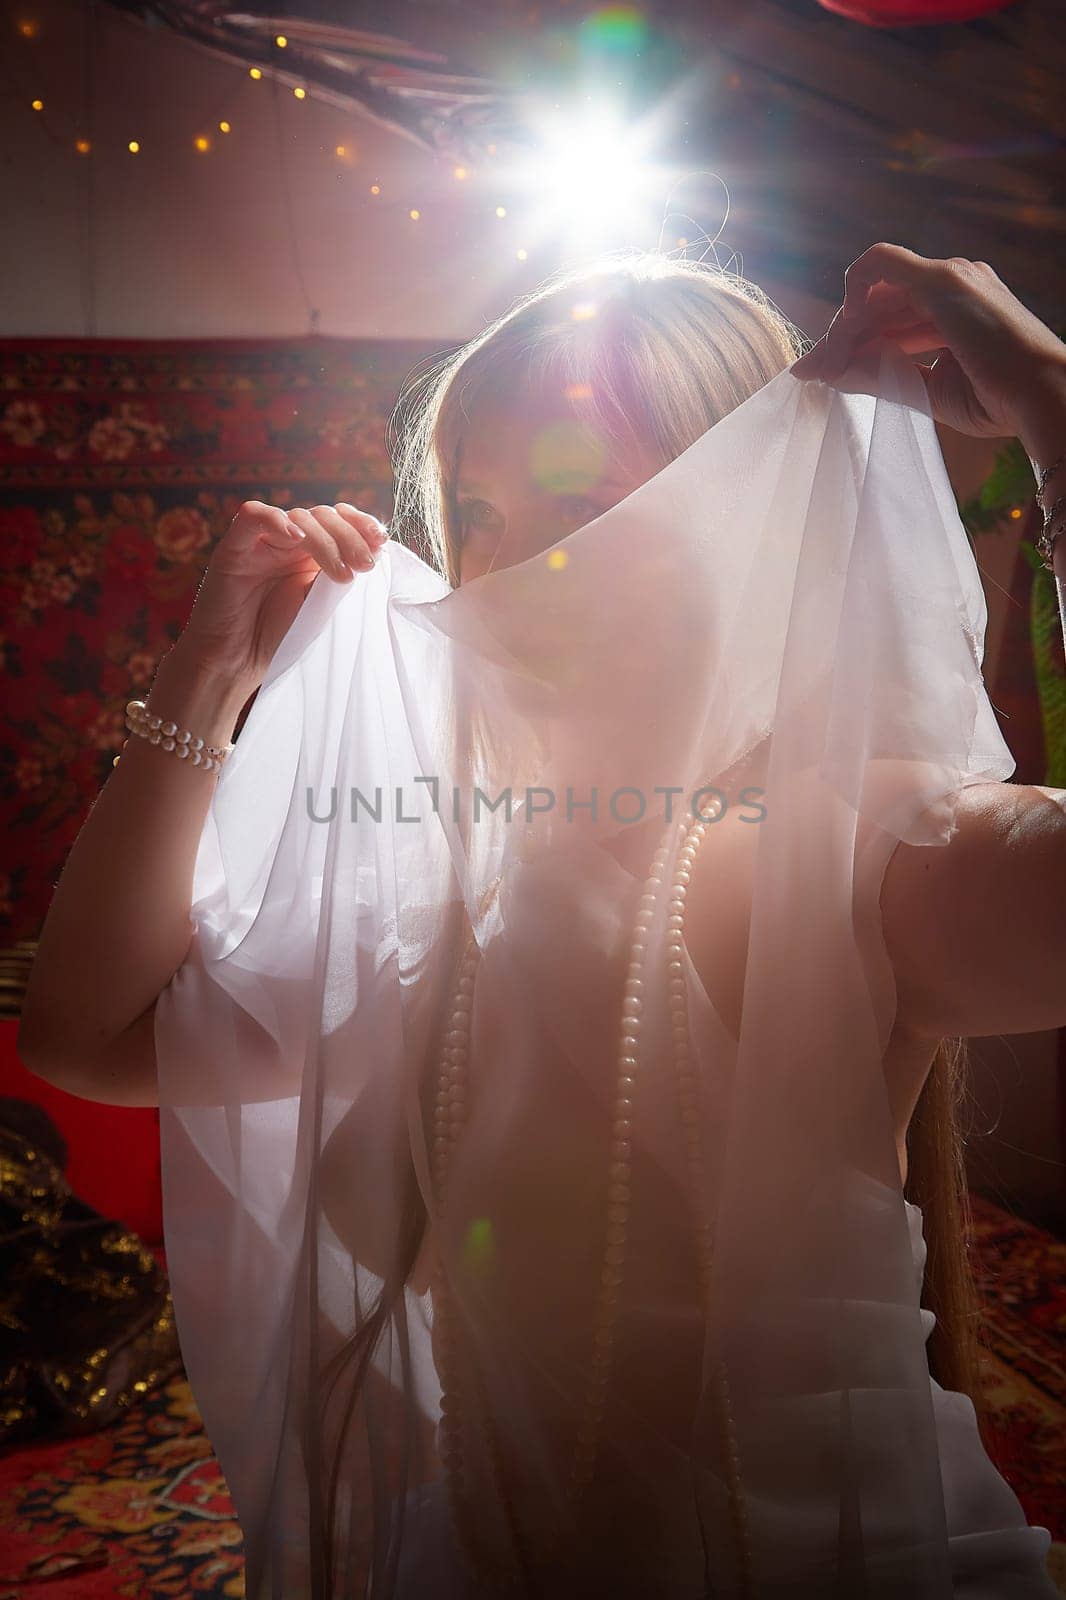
[0,334,444,944]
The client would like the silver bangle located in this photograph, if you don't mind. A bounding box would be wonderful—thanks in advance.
[1035,492,1066,574]
[113,699,236,771]
[1034,451,1066,506]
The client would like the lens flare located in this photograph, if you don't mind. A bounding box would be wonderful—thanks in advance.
[579,5,649,55]
[504,100,669,257]
[464,1217,495,1274]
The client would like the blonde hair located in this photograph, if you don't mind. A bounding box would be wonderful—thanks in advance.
[904,1038,989,1425]
[387,246,811,587]
[321,248,984,1587]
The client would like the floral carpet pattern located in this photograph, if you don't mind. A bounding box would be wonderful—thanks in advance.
[968,1194,1066,1546]
[0,335,443,945]
[0,1198,1062,1598]
[0,1370,242,1597]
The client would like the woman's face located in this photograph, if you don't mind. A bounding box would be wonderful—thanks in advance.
[454,388,661,585]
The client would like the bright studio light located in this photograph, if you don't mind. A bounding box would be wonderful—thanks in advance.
[508,102,666,255]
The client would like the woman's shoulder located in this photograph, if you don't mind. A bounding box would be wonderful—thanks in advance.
[879,780,1066,1039]
[678,776,1066,1045]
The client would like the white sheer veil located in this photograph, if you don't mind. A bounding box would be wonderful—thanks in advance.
[154,339,1014,1598]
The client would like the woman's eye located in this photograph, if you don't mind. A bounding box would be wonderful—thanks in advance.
[456,496,601,545]
[458,501,499,533]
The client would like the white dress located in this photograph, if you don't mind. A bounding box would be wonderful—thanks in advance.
[390,1200,1057,1599]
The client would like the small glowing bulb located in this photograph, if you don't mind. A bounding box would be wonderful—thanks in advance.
[516,248,528,261]
[293,86,306,99]
[19,20,37,37]
[453,165,468,180]
[275,33,287,46]
[409,208,421,221]
[128,140,140,153]
[495,205,506,218]
[547,549,568,571]
[249,67,262,80]
[677,236,688,247]
[370,183,381,195]
[75,138,91,154]
[194,135,210,152]
[31,99,44,111]
[1010,507,1022,520]
[336,145,346,157]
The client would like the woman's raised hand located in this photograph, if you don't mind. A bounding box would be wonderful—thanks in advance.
[791,242,1066,447]
[178,501,390,689]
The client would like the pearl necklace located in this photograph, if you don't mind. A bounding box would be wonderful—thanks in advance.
[429,803,756,1594]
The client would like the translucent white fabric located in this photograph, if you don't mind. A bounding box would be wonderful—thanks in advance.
[155,340,1050,1598]
[388,1200,1058,1600]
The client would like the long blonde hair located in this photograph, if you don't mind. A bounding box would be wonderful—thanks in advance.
[322,249,983,1586]
[905,1037,988,1424]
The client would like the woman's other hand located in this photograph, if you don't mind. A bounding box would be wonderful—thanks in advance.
[790,242,1066,448]
[179,501,390,687]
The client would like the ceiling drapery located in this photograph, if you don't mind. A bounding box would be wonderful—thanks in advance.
[97,0,1064,321]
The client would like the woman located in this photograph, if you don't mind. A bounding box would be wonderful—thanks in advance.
[19,243,1066,1598]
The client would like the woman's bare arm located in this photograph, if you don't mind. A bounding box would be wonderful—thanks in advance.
[51,1001,164,1109]
[879,781,1066,1038]
[17,499,389,1102]
[17,642,255,1094]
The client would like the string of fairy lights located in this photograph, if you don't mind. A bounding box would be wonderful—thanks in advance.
[7,4,1051,541]
[10,11,553,266]
[9,0,755,346]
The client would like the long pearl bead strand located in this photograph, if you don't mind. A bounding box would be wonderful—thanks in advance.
[425,940,508,1580]
[430,913,529,1589]
[429,808,755,1593]
[666,807,756,1598]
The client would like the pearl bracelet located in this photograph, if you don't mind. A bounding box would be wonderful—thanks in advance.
[112,699,236,772]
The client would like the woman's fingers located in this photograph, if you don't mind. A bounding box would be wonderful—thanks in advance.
[796,242,1065,441]
[797,310,946,383]
[287,504,387,582]
[833,315,950,376]
[225,501,302,555]
[794,243,953,381]
[224,499,390,585]
[838,241,929,316]
[336,502,390,548]
[286,507,355,582]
